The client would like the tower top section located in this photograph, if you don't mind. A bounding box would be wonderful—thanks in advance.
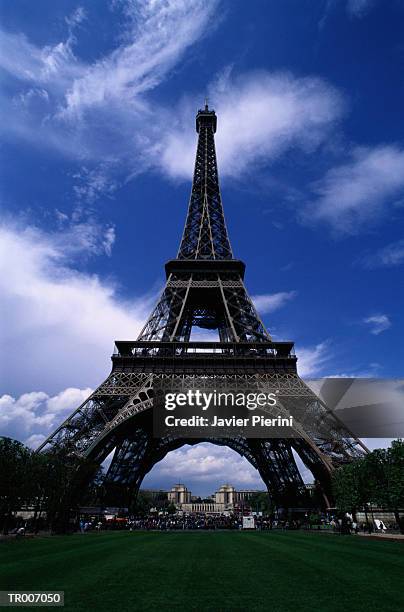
[177,104,232,260]
[196,103,217,133]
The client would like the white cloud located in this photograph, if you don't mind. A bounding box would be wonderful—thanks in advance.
[252,291,297,315]
[18,88,49,105]
[296,342,330,377]
[65,7,87,29]
[0,1,219,172]
[25,434,47,449]
[308,146,404,232]
[143,442,317,494]
[1,1,216,106]
[46,387,92,412]
[363,314,391,335]
[158,71,343,180]
[72,166,119,204]
[102,227,116,257]
[50,213,116,258]
[319,0,377,29]
[63,0,218,115]
[0,6,345,199]
[0,388,92,448]
[142,443,264,494]
[2,0,397,243]
[346,0,376,18]
[0,222,151,395]
[0,29,80,86]
[360,239,404,268]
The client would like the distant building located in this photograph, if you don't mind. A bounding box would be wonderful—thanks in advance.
[215,484,262,506]
[168,483,265,513]
[181,502,218,513]
[168,484,191,505]
[215,484,235,507]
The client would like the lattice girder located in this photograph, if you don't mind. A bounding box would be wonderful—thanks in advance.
[138,270,271,343]
[178,114,232,260]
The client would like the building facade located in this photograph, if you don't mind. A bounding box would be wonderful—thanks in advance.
[168,483,265,513]
[167,484,191,505]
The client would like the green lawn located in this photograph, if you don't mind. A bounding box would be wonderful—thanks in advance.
[1,531,403,611]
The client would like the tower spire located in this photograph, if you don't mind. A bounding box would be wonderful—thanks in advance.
[177,104,233,260]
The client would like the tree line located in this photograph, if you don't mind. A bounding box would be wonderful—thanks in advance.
[0,437,101,534]
[332,439,404,533]
[1,436,403,534]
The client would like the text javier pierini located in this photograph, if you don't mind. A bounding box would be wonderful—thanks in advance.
[164,415,293,428]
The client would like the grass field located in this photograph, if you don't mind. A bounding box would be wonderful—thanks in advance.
[1,531,403,611]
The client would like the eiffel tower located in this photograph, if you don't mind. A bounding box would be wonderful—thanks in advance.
[38,104,367,508]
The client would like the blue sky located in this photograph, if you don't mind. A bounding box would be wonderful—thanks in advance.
[0,0,403,494]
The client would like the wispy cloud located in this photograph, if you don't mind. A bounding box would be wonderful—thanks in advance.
[0,29,79,86]
[0,5,350,212]
[0,221,151,395]
[0,0,347,197]
[158,70,344,179]
[65,6,87,29]
[363,314,391,335]
[359,239,404,268]
[1,0,398,242]
[71,166,119,204]
[307,146,404,232]
[1,1,216,107]
[346,0,376,18]
[319,0,377,29]
[0,1,219,172]
[296,342,330,377]
[252,291,297,315]
[51,211,116,258]
[62,0,218,116]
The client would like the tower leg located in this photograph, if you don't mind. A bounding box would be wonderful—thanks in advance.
[248,439,304,508]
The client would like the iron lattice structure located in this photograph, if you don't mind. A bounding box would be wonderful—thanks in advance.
[38,104,367,508]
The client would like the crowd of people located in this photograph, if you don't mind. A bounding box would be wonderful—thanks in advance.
[81,514,252,531]
[6,511,399,536]
[76,512,397,534]
[329,514,389,535]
